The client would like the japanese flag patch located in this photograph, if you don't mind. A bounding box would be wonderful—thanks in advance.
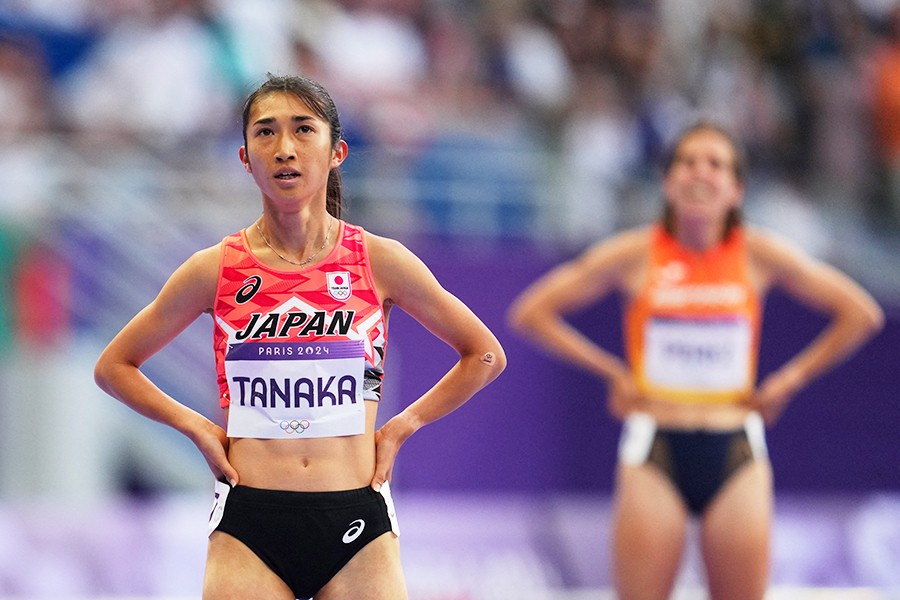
[327,272,352,301]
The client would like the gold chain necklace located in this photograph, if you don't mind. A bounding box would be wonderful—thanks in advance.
[255,216,335,267]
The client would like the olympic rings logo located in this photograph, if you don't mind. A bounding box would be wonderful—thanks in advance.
[280,420,311,434]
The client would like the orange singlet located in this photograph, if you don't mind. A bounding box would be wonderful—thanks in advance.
[625,225,761,404]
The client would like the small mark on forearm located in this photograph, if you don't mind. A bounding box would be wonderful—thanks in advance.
[481,352,495,365]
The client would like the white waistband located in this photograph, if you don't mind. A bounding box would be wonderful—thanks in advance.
[617,411,768,466]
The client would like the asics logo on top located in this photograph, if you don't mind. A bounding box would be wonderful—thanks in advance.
[342,519,365,544]
[236,275,263,304]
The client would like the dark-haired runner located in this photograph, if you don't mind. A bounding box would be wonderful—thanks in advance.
[96,74,506,600]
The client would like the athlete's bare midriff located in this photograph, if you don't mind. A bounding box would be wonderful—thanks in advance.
[636,396,754,430]
[225,401,379,492]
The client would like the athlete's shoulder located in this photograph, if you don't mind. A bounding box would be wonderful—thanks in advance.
[610,225,654,253]
[361,229,414,265]
[153,241,223,315]
[181,242,223,279]
[742,224,830,292]
[360,230,445,307]
[743,224,811,266]
[578,225,653,270]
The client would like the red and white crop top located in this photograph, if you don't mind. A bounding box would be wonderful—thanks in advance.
[213,220,387,438]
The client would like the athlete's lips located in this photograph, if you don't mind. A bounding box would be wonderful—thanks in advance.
[683,181,715,202]
[274,168,301,180]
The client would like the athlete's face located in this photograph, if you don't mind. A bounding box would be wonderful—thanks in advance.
[240,91,347,208]
[663,129,743,224]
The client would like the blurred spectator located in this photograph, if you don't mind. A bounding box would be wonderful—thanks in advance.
[0,6,96,80]
[801,0,873,221]
[0,31,57,354]
[0,33,54,139]
[558,67,640,244]
[14,241,71,351]
[214,0,296,90]
[488,5,574,121]
[0,31,65,224]
[869,5,900,225]
[1,0,91,29]
[300,0,428,125]
[306,0,427,95]
[57,0,238,150]
[656,0,716,92]
[413,72,541,237]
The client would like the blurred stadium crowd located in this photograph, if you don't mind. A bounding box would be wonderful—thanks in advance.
[4,0,900,237]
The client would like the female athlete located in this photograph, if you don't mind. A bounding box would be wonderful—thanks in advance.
[508,122,883,600]
[95,74,506,600]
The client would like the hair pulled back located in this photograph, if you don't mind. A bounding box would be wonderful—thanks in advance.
[242,73,344,218]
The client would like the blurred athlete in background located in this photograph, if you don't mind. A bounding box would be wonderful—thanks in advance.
[508,121,883,600]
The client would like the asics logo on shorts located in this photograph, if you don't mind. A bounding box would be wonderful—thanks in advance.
[280,420,310,434]
[342,519,365,544]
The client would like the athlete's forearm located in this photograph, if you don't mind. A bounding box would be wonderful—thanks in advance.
[94,358,211,438]
[399,347,506,435]
[774,307,883,393]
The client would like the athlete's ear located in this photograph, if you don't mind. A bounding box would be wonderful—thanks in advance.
[330,140,348,169]
[239,146,252,173]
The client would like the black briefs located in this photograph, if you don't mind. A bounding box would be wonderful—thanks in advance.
[618,412,768,515]
[209,483,397,599]
[647,426,755,514]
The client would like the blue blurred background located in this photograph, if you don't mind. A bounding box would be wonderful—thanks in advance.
[0,0,898,598]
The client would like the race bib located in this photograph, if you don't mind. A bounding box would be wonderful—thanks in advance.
[644,317,752,392]
[225,340,365,439]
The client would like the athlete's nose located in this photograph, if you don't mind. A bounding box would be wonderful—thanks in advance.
[692,158,719,180]
[275,133,297,162]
